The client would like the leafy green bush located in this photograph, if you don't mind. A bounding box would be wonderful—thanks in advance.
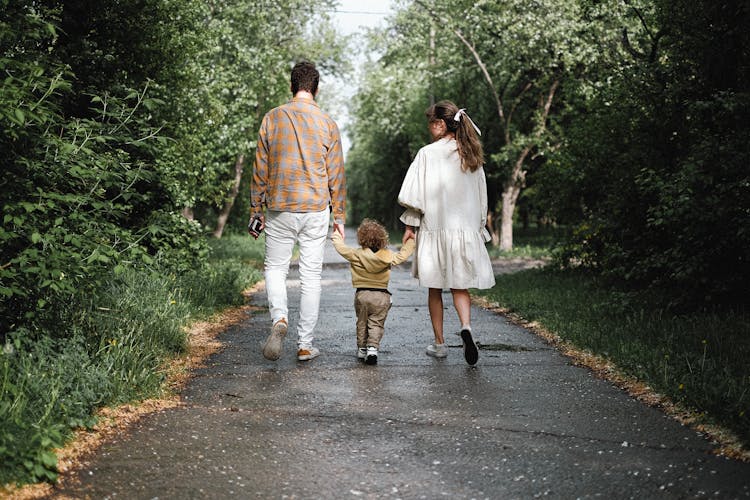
[0,242,264,486]
[0,333,107,484]
[540,0,750,308]
[0,3,210,336]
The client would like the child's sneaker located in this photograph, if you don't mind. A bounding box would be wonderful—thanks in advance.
[460,327,479,365]
[365,346,378,365]
[426,343,447,358]
[357,347,367,360]
[262,319,288,360]
[297,346,320,361]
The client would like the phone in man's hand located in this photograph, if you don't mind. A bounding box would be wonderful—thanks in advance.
[248,217,263,239]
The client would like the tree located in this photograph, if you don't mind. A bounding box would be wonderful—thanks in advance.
[347,0,603,248]
[544,0,750,307]
[173,0,349,237]
[0,1,209,336]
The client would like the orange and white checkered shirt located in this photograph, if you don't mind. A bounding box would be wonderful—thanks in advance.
[250,96,346,224]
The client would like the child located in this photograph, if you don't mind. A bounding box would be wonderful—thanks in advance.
[331,219,416,365]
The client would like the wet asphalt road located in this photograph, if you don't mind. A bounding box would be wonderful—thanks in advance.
[53,230,750,499]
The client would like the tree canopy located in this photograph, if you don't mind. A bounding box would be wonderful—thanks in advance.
[0,0,345,336]
[346,0,749,308]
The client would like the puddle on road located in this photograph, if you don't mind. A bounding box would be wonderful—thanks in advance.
[446,342,538,352]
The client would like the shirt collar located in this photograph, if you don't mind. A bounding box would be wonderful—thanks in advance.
[291,96,319,107]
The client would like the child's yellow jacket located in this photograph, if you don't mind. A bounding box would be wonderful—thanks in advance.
[331,232,415,290]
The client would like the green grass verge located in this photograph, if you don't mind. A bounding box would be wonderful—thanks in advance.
[0,234,264,486]
[486,224,564,260]
[477,268,750,447]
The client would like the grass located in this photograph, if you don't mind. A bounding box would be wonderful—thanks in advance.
[0,234,264,487]
[486,224,564,260]
[477,268,750,448]
[387,223,562,260]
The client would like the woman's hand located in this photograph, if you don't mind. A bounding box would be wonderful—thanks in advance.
[402,225,416,244]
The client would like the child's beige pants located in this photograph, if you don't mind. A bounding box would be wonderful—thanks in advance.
[354,289,392,349]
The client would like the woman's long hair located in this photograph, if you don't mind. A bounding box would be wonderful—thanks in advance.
[426,100,484,172]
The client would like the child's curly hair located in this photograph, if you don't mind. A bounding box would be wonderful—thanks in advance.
[357,218,389,252]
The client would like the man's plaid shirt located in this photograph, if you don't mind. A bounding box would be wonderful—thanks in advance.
[251,97,346,223]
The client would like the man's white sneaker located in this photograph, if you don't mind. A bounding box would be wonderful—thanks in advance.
[297,346,320,361]
[357,347,367,360]
[365,346,378,365]
[426,343,448,358]
[262,319,288,361]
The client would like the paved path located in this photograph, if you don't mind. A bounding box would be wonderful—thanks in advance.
[54,230,750,499]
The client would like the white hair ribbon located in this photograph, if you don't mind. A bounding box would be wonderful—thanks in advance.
[453,108,482,136]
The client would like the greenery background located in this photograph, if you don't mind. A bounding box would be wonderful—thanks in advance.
[1,0,748,488]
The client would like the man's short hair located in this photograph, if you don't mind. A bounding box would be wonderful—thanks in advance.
[291,61,319,95]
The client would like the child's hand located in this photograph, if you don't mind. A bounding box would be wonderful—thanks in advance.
[333,223,345,240]
[402,226,416,244]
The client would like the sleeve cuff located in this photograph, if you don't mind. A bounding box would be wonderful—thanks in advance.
[399,208,422,227]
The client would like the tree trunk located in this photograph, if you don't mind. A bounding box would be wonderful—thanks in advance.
[500,183,523,250]
[486,210,500,246]
[213,154,245,239]
[181,206,194,220]
[499,146,531,250]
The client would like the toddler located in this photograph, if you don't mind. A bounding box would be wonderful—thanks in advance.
[332,219,415,364]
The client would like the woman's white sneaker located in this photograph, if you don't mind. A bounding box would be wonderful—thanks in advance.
[426,343,448,358]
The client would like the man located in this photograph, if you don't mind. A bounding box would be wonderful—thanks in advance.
[249,61,346,362]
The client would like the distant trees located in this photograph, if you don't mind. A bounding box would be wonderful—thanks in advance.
[347,0,749,306]
[545,0,750,306]
[349,0,614,249]
[0,0,345,335]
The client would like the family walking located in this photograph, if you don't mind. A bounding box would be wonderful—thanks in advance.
[249,61,495,366]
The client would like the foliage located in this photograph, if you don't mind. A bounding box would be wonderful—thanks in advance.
[1,2,200,335]
[0,0,340,487]
[543,0,750,307]
[478,268,750,446]
[346,51,430,226]
[486,224,563,260]
[0,234,264,485]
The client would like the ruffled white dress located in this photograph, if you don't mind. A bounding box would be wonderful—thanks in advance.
[398,137,496,290]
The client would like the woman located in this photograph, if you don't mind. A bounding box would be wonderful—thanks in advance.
[398,100,495,365]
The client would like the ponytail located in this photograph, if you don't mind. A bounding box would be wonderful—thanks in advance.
[426,100,484,172]
[454,109,484,172]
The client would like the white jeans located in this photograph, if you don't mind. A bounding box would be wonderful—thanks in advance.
[264,208,329,348]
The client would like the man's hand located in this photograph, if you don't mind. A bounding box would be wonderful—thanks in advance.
[402,225,416,244]
[333,222,345,240]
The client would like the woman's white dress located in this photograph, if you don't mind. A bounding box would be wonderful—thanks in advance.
[398,137,496,290]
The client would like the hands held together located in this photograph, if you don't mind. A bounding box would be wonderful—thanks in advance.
[402,225,416,245]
